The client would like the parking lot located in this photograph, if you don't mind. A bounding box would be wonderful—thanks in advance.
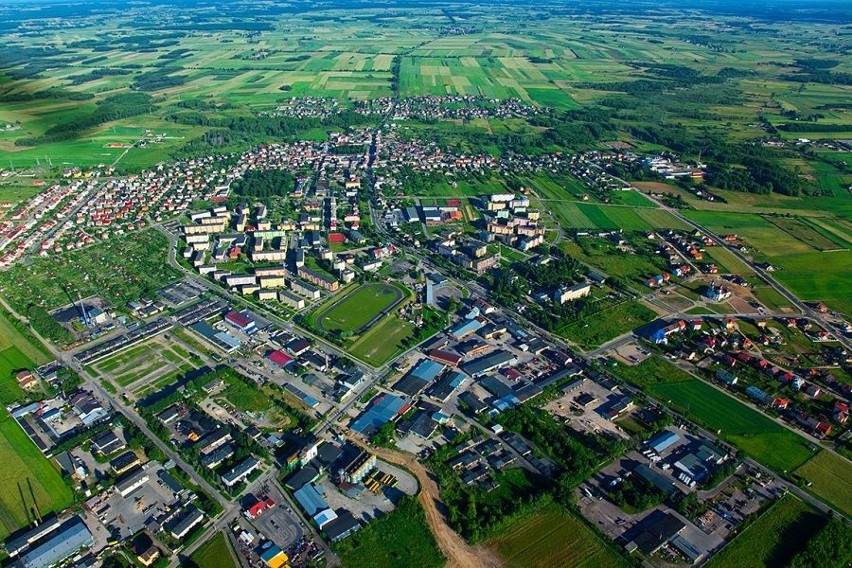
[246,484,305,550]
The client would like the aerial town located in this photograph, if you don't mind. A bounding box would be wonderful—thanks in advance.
[0,2,849,568]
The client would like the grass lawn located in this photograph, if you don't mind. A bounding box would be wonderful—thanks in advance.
[486,503,626,568]
[648,379,814,472]
[706,496,824,568]
[558,300,656,349]
[315,283,404,333]
[219,370,272,414]
[333,496,445,568]
[185,532,236,568]
[794,451,852,518]
[0,411,74,540]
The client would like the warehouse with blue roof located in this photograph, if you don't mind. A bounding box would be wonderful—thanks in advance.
[393,359,446,396]
[646,430,680,454]
[350,393,410,435]
[16,516,93,568]
[448,318,485,340]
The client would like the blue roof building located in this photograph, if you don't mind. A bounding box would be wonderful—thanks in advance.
[294,483,329,516]
[646,430,680,454]
[411,359,445,382]
[351,394,410,435]
[17,516,93,568]
[449,318,485,339]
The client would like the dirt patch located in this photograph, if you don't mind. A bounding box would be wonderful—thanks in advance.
[633,181,680,194]
[348,435,505,568]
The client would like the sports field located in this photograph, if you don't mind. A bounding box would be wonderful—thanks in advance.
[315,283,405,333]
[0,411,74,540]
[706,496,824,568]
[90,337,197,389]
[794,451,852,518]
[648,379,814,472]
[347,315,415,365]
[486,503,625,568]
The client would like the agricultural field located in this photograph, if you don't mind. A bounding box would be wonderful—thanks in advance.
[485,503,625,568]
[647,379,814,472]
[0,346,35,404]
[794,451,852,518]
[706,496,824,568]
[0,310,48,365]
[314,283,406,334]
[333,496,445,568]
[683,211,852,316]
[186,532,237,568]
[0,411,74,540]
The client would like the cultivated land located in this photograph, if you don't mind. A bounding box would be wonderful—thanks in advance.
[648,379,814,472]
[705,496,824,568]
[0,411,74,540]
[314,282,405,333]
[485,503,625,568]
[614,358,815,473]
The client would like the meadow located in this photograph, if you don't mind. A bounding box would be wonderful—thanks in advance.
[706,496,824,568]
[794,451,852,518]
[558,300,657,349]
[0,411,74,540]
[333,496,445,568]
[485,503,626,568]
[0,346,35,404]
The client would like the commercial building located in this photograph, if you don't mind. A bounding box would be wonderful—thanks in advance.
[224,310,257,333]
[115,468,150,498]
[461,350,517,378]
[15,516,93,568]
[222,456,260,487]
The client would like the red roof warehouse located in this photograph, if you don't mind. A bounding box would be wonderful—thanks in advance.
[225,310,256,333]
[267,350,294,367]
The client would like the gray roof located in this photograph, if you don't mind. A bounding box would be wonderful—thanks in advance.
[17,516,93,568]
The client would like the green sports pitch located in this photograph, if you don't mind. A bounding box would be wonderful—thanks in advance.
[315,283,406,334]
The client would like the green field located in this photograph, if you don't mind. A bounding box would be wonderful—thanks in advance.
[0,310,48,365]
[794,451,852,518]
[648,379,814,472]
[333,496,445,568]
[347,315,416,365]
[315,283,405,333]
[486,503,625,568]
[185,532,236,568]
[0,411,74,540]
[706,496,824,568]
[559,300,657,349]
[0,346,36,404]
